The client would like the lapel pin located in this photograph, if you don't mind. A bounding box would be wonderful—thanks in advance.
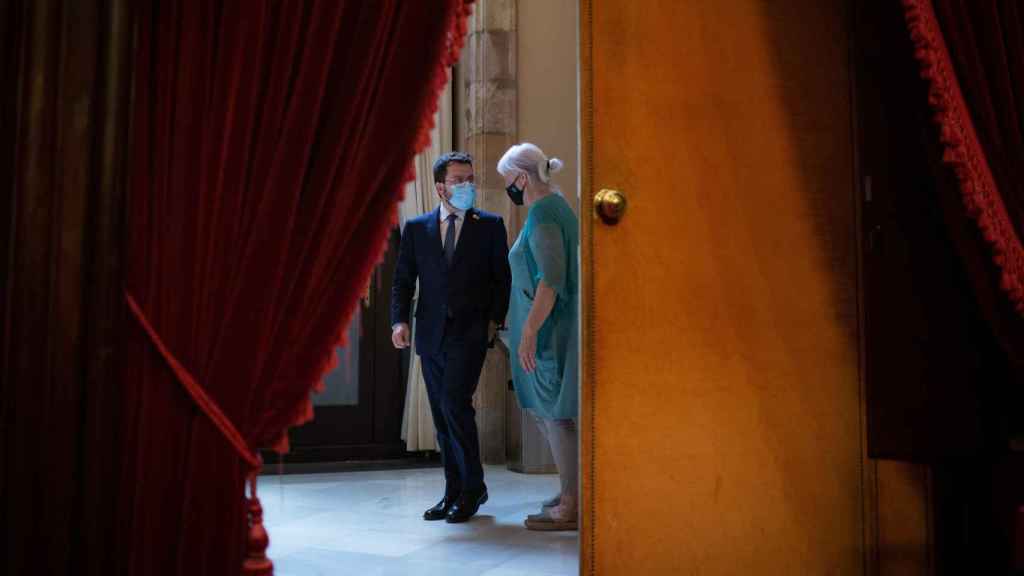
[471,213,480,220]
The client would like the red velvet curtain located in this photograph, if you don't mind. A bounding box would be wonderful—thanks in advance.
[902,1,1024,568]
[118,2,471,575]
[903,0,1024,320]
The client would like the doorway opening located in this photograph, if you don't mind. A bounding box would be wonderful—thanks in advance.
[257,2,584,574]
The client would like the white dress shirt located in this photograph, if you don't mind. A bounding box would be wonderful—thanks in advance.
[439,202,466,250]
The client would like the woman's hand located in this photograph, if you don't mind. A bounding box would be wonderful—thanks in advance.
[519,280,556,374]
[518,326,538,373]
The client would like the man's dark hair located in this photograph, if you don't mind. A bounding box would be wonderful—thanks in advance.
[433,152,473,184]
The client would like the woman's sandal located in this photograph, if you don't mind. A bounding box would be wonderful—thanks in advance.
[525,504,578,531]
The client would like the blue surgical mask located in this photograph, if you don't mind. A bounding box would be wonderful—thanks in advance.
[448,182,476,211]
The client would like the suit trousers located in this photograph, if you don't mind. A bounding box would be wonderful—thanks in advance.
[420,324,488,496]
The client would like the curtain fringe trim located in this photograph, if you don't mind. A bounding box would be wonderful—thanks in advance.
[270,0,477,453]
[901,0,1024,316]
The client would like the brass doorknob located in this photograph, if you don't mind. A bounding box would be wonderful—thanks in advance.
[594,189,627,225]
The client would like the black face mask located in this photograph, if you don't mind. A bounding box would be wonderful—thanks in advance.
[505,179,525,206]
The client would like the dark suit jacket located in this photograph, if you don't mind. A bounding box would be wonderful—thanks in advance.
[391,207,511,356]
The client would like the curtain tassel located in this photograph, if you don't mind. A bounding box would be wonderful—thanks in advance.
[243,473,273,575]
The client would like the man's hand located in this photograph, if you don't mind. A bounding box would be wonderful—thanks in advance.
[392,323,411,349]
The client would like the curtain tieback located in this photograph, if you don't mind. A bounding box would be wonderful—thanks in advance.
[125,291,273,576]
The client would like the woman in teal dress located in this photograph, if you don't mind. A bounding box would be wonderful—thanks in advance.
[497,143,579,531]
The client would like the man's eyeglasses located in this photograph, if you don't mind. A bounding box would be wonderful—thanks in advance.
[444,175,475,186]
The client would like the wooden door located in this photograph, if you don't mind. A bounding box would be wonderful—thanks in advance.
[580,1,867,572]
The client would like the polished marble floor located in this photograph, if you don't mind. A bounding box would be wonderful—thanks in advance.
[258,465,579,576]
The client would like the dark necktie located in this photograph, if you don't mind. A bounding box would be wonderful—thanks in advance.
[443,213,458,266]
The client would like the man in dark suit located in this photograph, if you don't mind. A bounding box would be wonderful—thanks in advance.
[391,151,512,523]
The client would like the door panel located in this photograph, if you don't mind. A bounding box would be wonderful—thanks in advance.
[581,1,865,573]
